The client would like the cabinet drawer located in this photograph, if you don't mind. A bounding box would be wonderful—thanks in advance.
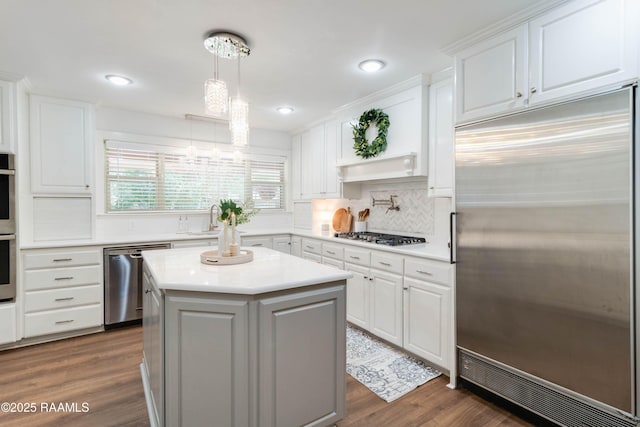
[24,304,102,338]
[24,249,100,269]
[24,265,102,291]
[301,238,322,255]
[25,284,102,313]
[404,259,451,286]
[370,252,403,274]
[322,257,344,270]
[302,252,322,263]
[344,247,370,266]
[242,237,273,248]
[322,243,344,260]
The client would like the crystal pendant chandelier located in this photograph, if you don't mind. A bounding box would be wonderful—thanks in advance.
[204,54,228,116]
[203,31,251,145]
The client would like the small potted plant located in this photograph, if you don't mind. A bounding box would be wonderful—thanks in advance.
[217,199,259,255]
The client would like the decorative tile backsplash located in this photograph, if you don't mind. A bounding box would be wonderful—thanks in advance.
[349,183,435,236]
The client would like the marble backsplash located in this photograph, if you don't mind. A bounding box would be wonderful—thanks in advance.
[349,187,434,235]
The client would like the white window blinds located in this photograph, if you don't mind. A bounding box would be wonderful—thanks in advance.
[105,141,285,212]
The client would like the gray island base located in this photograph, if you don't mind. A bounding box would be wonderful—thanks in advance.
[140,247,351,427]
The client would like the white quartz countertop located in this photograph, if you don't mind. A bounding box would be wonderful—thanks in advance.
[143,246,352,294]
[19,228,449,262]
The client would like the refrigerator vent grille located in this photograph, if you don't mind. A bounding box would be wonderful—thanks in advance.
[458,350,637,427]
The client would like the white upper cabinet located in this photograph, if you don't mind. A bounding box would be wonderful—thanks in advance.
[528,0,639,105]
[427,77,454,197]
[0,80,16,154]
[298,120,340,199]
[30,95,94,194]
[455,24,528,124]
[453,0,640,124]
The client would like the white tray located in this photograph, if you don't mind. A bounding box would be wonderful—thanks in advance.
[200,249,254,265]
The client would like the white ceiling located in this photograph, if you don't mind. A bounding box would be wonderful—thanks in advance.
[1,0,545,133]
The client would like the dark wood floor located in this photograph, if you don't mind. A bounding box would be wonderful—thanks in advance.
[0,326,532,426]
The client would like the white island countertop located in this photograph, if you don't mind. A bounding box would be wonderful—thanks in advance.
[142,246,352,294]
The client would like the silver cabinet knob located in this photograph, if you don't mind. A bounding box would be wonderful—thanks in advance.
[530,87,537,94]
[516,92,523,98]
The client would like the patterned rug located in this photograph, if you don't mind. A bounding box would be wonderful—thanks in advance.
[346,325,441,402]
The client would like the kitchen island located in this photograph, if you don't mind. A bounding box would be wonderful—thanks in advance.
[140,246,351,427]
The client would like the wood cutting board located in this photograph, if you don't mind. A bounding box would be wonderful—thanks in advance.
[342,207,353,233]
[332,208,347,232]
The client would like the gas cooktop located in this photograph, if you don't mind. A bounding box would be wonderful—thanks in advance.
[334,231,426,246]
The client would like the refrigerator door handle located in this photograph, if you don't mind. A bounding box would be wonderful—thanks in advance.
[450,211,456,264]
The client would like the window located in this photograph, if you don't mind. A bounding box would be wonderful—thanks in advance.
[105,140,285,212]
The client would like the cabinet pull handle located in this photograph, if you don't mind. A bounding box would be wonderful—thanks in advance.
[378,261,392,266]
[326,250,335,255]
[251,243,263,247]
[55,320,74,324]
[305,245,314,249]
[369,277,374,281]
[144,289,151,294]
[54,297,74,302]
[530,87,537,94]
[349,256,360,260]
[53,258,72,262]
[54,277,74,281]
[416,270,433,276]
[403,287,408,290]
[516,91,523,98]
[136,307,143,311]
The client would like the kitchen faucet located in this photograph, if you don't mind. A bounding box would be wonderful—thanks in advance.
[209,204,220,231]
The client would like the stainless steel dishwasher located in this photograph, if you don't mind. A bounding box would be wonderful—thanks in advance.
[104,243,171,327]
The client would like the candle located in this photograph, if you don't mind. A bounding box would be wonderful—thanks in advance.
[231,212,236,244]
[223,219,230,256]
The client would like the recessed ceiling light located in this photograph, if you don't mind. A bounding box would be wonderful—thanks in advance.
[105,74,133,86]
[358,59,385,73]
[276,106,294,115]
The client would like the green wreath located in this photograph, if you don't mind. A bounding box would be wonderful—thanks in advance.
[352,108,390,159]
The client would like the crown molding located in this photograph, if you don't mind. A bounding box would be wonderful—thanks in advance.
[441,0,570,55]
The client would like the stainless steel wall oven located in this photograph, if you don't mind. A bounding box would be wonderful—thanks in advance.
[0,153,15,303]
[0,153,15,234]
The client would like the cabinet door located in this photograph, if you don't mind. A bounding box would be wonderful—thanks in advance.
[529,0,638,105]
[0,80,15,154]
[258,285,346,427]
[344,263,369,330]
[30,95,94,194]
[300,125,324,198]
[369,269,403,346]
[290,236,302,257]
[165,294,249,427]
[403,277,450,369]
[455,24,528,123]
[272,236,291,254]
[291,134,302,201]
[323,120,340,197]
[428,78,454,197]
[0,303,16,345]
[142,271,163,427]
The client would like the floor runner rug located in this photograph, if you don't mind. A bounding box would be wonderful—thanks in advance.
[346,325,441,402]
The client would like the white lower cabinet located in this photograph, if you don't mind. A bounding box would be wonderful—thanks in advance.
[403,278,451,369]
[171,239,217,248]
[142,269,163,427]
[403,257,453,370]
[345,263,369,329]
[22,247,103,338]
[272,235,291,254]
[0,304,16,345]
[292,237,454,372]
[290,236,302,257]
[302,237,322,263]
[369,269,403,346]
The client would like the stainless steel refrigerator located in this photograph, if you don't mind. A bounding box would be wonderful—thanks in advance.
[455,87,638,427]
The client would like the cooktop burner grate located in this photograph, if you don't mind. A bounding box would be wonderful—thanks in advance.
[334,231,426,246]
